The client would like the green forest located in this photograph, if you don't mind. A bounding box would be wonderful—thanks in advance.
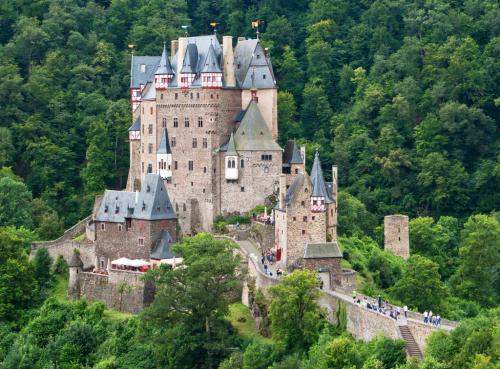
[0,0,498,368]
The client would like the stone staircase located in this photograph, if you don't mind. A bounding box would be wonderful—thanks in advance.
[398,325,423,359]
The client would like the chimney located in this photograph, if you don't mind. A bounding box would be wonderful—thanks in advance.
[171,39,178,57]
[279,174,286,209]
[332,165,338,201]
[177,37,188,77]
[300,146,306,166]
[223,36,236,87]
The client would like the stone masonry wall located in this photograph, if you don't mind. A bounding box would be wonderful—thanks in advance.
[220,150,282,216]
[384,215,409,259]
[94,218,177,268]
[79,270,153,314]
[31,240,95,269]
[160,88,242,232]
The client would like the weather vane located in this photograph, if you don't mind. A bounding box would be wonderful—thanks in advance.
[251,20,264,39]
[210,22,219,36]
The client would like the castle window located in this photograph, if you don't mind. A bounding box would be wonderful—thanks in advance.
[142,124,144,134]
[141,144,144,153]
[148,124,153,134]
[183,203,186,211]
[261,154,272,161]
[101,223,105,231]
[241,186,245,192]
[241,159,244,168]
[227,158,236,168]
[190,93,193,99]
[138,237,144,246]
[100,259,105,269]
[150,107,153,115]
[263,74,266,79]
[174,161,178,170]
[197,92,200,99]
[173,117,178,127]
[203,167,207,173]
[140,64,146,72]
[142,107,144,114]
[305,188,308,193]
[184,117,189,127]
[175,203,179,211]
[198,117,203,127]
[331,209,334,215]
[303,216,307,222]
[256,54,261,59]
[171,137,176,147]
[188,161,193,171]
[147,163,152,173]
[175,93,178,100]
[203,188,205,193]
[295,168,298,174]
[301,201,305,206]
[148,143,153,153]
[302,230,306,235]
[142,162,144,173]
[192,138,197,148]
[398,237,401,241]
[202,138,208,148]
[160,93,163,99]
[264,166,269,173]
[126,218,131,230]
[312,216,316,220]
[162,117,167,127]
[118,224,122,232]
[210,94,214,99]
[191,182,193,186]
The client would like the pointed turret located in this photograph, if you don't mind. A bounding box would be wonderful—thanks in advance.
[180,43,198,88]
[157,128,172,179]
[310,151,333,212]
[225,132,238,180]
[201,43,223,88]
[155,42,174,89]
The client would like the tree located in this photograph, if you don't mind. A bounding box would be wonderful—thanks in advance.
[142,233,242,369]
[276,46,304,96]
[0,227,38,321]
[338,191,377,237]
[0,176,33,229]
[450,214,500,307]
[277,91,300,144]
[269,269,324,351]
[32,247,53,293]
[390,255,447,312]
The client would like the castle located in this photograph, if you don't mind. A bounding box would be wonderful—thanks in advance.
[127,34,281,234]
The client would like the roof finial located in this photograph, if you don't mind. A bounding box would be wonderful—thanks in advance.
[210,22,219,36]
[252,20,264,40]
[181,25,189,37]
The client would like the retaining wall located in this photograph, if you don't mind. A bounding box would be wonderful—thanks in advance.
[78,270,153,313]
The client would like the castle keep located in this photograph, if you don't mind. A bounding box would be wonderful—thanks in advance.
[128,35,280,233]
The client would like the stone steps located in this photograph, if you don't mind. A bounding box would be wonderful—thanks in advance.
[399,325,423,359]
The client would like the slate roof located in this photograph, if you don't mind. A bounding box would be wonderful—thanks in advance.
[283,141,303,166]
[235,40,275,89]
[141,81,156,100]
[285,172,305,205]
[201,44,222,73]
[150,230,175,260]
[128,117,141,131]
[156,43,174,75]
[69,251,84,267]
[157,128,171,154]
[304,242,342,259]
[310,151,334,203]
[95,174,176,222]
[131,56,161,88]
[181,43,199,74]
[225,132,237,156]
[233,101,282,151]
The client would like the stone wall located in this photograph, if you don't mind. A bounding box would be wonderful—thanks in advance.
[384,215,409,259]
[78,270,153,313]
[94,218,177,270]
[220,150,281,216]
[332,269,357,294]
[406,319,440,354]
[248,222,275,250]
[31,240,95,270]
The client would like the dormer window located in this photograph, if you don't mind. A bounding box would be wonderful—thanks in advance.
[142,202,146,210]
[147,185,150,192]
[140,64,146,73]
[104,205,108,213]
[115,206,119,214]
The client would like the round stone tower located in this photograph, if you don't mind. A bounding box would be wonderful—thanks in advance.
[68,249,84,299]
[384,215,410,259]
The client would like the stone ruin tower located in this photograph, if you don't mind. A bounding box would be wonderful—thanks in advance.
[384,215,409,259]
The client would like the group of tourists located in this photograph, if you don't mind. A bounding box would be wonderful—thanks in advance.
[423,311,441,327]
[261,250,283,278]
[352,292,411,322]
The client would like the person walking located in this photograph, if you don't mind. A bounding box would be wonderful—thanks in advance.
[263,263,268,275]
[396,306,401,318]
[428,311,433,324]
[423,311,428,323]
[352,290,357,301]
[436,315,441,327]
[403,305,408,318]
[378,295,382,309]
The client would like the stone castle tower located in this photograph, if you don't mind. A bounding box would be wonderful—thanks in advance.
[127,34,281,233]
[384,215,409,259]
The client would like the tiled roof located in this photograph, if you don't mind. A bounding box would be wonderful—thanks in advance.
[128,117,141,131]
[201,44,222,73]
[131,56,160,88]
[283,141,303,166]
[150,230,175,260]
[310,151,334,203]
[157,128,171,154]
[156,43,174,75]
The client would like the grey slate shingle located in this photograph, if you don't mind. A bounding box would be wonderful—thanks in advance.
[304,242,342,259]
